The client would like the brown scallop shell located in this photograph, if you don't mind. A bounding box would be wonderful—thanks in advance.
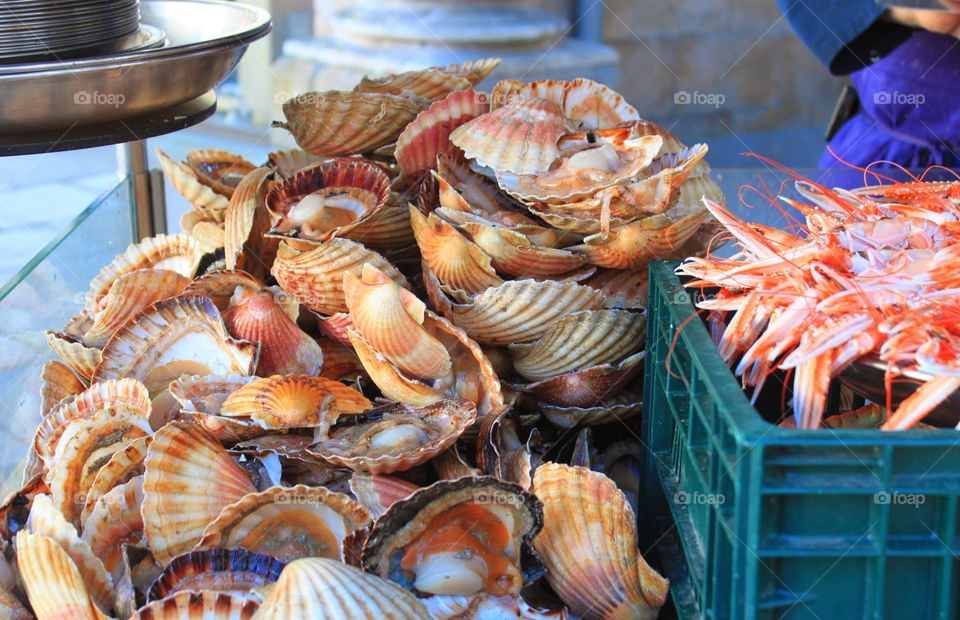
[491,78,640,129]
[348,329,444,406]
[86,233,202,315]
[450,98,571,175]
[146,548,285,601]
[265,158,391,244]
[40,360,86,415]
[448,279,607,346]
[224,167,279,281]
[539,392,643,427]
[458,220,586,278]
[197,484,370,562]
[356,58,500,100]
[157,148,231,214]
[271,238,407,315]
[317,338,366,381]
[84,269,191,348]
[219,375,371,428]
[45,331,102,381]
[268,150,327,178]
[516,350,644,408]
[568,209,707,269]
[142,422,258,565]
[275,91,424,157]
[395,89,490,180]
[131,590,260,620]
[531,463,669,619]
[410,206,502,295]
[508,309,645,382]
[15,531,104,620]
[349,473,421,518]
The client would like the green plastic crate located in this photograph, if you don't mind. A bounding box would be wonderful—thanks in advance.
[641,261,960,620]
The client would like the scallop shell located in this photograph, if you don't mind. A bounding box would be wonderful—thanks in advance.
[182,271,267,312]
[338,203,417,253]
[620,143,709,214]
[40,360,86,415]
[491,78,640,129]
[268,150,326,178]
[0,473,49,546]
[274,91,424,157]
[317,338,366,381]
[531,463,669,620]
[508,310,644,381]
[131,590,260,620]
[81,476,146,581]
[27,494,113,614]
[539,392,643,428]
[436,206,577,250]
[224,167,279,281]
[310,400,477,474]
[348,329,444,406]
[410,206,502,295]
[422,594,570,619]
[169,374,258,415]
[356,58,500,100]
[448,279,607,345]
[80,434,150,525]
[458,220,586,278]
[450,98,570,175]
[585,267,648,309]
[92,295,259,404]
[64,307,95,340]
[265,158,391,244]
[317,312,354,347]
[525,205,632,235]
[250,556,429,619]
[271,238,407,315]
[15,531,104,620]
[142,422,258,565]
[361,476,543,597]
[84,269,192,348]
[516,350,644,408]
[396,89,490,180]
[344,263,453,380]
[222,292,323,377]
[197,484,370,562]
[0,589,31,620]
[86,233,203,315]
[185,150,258,197]
[45,331,102,381]
[435,152,518,216]
[189,221,226,253]
[219,375,371,428]
[157,149,231,215]
[147,548,285,601]
[568,210,707,269]
[349,473,421,518]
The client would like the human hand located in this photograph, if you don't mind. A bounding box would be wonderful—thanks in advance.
[887,1,960,37]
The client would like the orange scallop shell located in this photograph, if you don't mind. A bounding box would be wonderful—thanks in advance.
[224,167,280,281]
[568,210,707,270]
[356,58,500,100]
[491,78,640,129]
[458,220,585,278]
[219,375,371,428]
[184,150,257,197]
[40,360,86,416]
[317,313,354,348]
[515,350,644,408]
[157,148,230,215]
[45,331,102,381]
[620,143,709,214]
[410,206,502,295]
[131,590,260,619]
[349,473,421,518]
[15,531,104,620]
[82,477,146,582]
[317,338,366,381]
[435,151,518,216]
[347,329,444,406]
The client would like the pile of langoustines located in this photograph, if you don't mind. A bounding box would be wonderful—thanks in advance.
[9,59,723,619]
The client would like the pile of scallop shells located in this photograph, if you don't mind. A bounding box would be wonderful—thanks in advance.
[3,60,726,619]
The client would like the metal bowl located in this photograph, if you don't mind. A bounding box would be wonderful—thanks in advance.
[0,0,271,132]
[838,357,960,427]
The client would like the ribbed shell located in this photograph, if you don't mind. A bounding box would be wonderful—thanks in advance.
[147,548,285,601]
[271,238,407,315]
[531,464,669,620]
[157,148,231,215]
[421,594,570,619]
[185,150,257,198]
[569,210,707,269]
[620,143,709,215]
[40,360,87,416]
[585,268,649,309]
[219,375,371,428]
[410,207,502,295]
[318,313,354,348]
[516,351,644,408]
[81,476,146,581]
[338,203,417,253]
[435,152,518,216]
[45,331,102,381]
[131,591,260,620]
[141,422,258,565]
[250,557,429,619]
[84,269,191,348]
[275,91,424,157]
[268,150,326,178]
[349,473,421,518]
[539,392,643,428]
[224,167,279,281]
[80,434,150,525]
[459,220,585,278]
[169,374,258,415]
[348,329,444,406]
[490,78,640,129]
[15,531,103,620]
[355,58,500,100]
[182,271,268,312]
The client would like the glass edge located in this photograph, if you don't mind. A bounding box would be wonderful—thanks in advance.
[0,174,130,302]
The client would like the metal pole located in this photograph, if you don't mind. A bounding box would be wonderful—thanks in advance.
[117,140,164,240]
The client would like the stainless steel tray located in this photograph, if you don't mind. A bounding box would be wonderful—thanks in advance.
[0,0,271,132]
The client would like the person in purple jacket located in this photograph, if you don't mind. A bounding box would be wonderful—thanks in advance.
[778,1,960,169]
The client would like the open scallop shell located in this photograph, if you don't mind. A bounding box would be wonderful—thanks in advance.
[250,556,429,619]
[45,331,102,381]
[147,548,285,601]
[271,238,407,315]
[224,167,279,281]
[274,91,424,157]
[157,149,231,215]
[265,158,391,244]
[197,484,370,562]
[620,143,709,214]
[132,591,260,620]
[410,206,502,295]
[82,476,146,582]
[515,351,644,408]
[219,375,371,428]
[15,530,105,620]
[436,206,577,250]
[568,210,707,269]
[84,269,191,348]
[80,434,150,525]
[348,329,444,407]
[349,473,421,518]
[539,392,643,428]
[356,58,500,100]
[184,150,257,197]
[396,89,490,180]
[268,150,326,178]
[361,476,543,597]
[142,422,258,565]
[508,309,644,381]
[447,279,607,345]
[40,360,87,416]
[491,78,640,129]
[531,463,669,620]
[86,233,203,315]
[435,152,519,216]
[458,220,586,278]
[450,98,570,175]
[526,204,631,235]
[222,292,322,377]
[310,400,477,474]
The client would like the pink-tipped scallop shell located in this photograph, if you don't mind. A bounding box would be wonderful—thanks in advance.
[265,158,391,244]
[568,209,707,269]
[131,591,260,620]
[80,435,150,524]
[396,89,490,180]
[410,206,502,295]
[449,98,571,175]
[347,329,444,407]
[157,149,230,215]
[349,473,421,518]
[271,238,407,315]
[274,91,424,157]
[83,269,192,348]
[531,463,669,620]
[268,150,326,178]
[222,292,322,377]
[343,263,452,381]
[15,531,104,620]
[224,167,280,281]
[250,557,429,619]
[318,313,355,347]
[310,400,477,474]
[219,375,371,428]
[516,351,644,408]
[40,360,86,415]
[356,58,500,100]
[447,279,607,345]
[81,477,147,581]
[45,331,102,381]
[457,220,586,278]
[146,548,285,601]
[197,484,370,562]
[142,422,258,565]
[539,392,643,428]
[491,78,640,129]
[86,233,203,315]
[508,309,644,381]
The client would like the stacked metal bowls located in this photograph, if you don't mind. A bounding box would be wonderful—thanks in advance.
[0,0,142,62]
